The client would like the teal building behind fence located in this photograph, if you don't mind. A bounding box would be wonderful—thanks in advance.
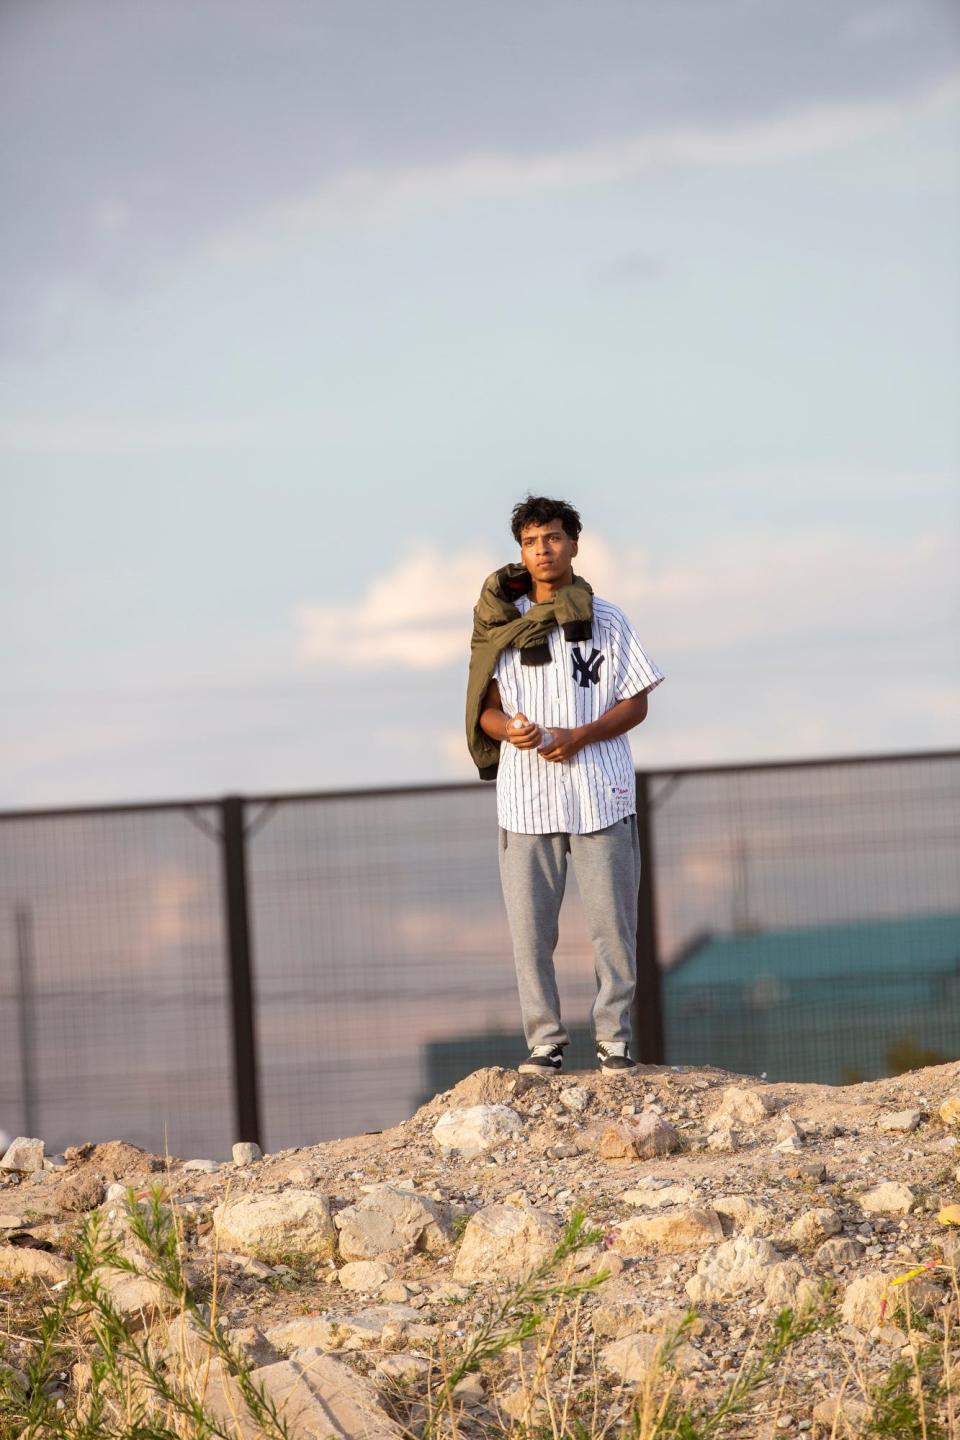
[663,912,960,1084]
[421,913,960,1097]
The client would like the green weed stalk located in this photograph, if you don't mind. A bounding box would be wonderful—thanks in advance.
[0,1186,289,1440]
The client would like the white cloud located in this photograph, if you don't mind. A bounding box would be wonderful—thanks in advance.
[295,544,494,671]
[263,81,959,229]
[5,510,954,808]
[579,527,955,659]
[294,523,956,681]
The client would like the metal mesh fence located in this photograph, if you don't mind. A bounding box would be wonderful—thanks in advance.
[1,751,957,1158]
[654,754,960,1082]
[246,785,599,1150]
[0,805,230,1157]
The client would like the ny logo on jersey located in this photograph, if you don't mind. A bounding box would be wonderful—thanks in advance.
[571,646,604,688]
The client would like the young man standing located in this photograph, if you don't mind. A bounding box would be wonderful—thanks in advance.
[466,496,664,1075]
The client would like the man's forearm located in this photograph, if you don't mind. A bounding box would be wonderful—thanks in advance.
[576,692,648,746]
[480,706,511,742]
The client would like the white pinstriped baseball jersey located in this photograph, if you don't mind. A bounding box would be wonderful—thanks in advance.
[493,595,664,835]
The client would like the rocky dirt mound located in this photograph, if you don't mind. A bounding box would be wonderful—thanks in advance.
[4,1060,960,1437]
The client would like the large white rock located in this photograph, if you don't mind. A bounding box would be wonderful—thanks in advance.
[266,1317,343,1353]
[599,1112,680,1160]
[685,1235,780,1304]
[877,1109,922,1134]
[232,1142,262,1165]
[713,1195,776,1236]
[614,1208,724,1255]
[627,1111,687,1157]
[266,1305,420,1353]
[591,1293,650,1339]
[338,1259,393,1292]
[775,1113,801,1142]
[600,1330,704,1383]
[622,1182,699,1210]
[224,1324,277,1369]
[0,1245,71,1286]
[99,1270,180,1330]
[859,1182,915,1216]
[249,1356,403,1440]
[432,1105,523,1158]
[623,1110,682,1158]
[454,1200,560,1283]
[815,1236,865,1270]
[939,1096,960,1126]
[773,1135,803,1154]
[558,1086,590,1114]
[705,1120,742,1153]
[763,1260,819,1313]
[713,1087,775,1126]
[0,1138,45,1173]
[376,1355,432,1382]
[498,1387,550,1425]
[841,1271,941,1331]
[152,1314,216,1370]
[213,1190,336,1264]
[334,1184,452,1261]
[788,1208,842,1247]
[839,1274,890,1331]
[811,1395,871,1437]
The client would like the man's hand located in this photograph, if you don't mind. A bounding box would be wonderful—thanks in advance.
[538,726,585,763]
[506,713,544,750]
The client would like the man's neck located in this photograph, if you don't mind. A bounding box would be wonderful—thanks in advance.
[531,568,574,603]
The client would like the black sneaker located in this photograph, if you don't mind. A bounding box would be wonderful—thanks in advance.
[597,1042,637,1075]
[518,1044,564,1075]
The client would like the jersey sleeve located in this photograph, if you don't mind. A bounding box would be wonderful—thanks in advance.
[609,610,665,702]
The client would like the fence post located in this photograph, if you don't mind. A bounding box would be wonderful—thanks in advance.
[14,904,37,1137]
[220,795,262,1147]
[633,771,665,1063]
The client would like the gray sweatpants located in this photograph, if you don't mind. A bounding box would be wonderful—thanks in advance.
[498,817,641,1049]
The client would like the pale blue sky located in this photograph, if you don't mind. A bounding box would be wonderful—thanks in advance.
[1,0,958,806]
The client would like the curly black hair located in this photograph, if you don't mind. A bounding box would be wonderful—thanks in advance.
[510,495,582,543]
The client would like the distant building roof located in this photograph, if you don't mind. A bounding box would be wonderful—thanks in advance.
[667,912,960,990]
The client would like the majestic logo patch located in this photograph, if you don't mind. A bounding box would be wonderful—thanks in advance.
[571,646,604,687]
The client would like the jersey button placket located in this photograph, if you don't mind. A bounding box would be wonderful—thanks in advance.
[552,646,569,830]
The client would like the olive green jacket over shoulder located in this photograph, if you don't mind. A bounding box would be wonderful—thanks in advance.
[465,565,594,780]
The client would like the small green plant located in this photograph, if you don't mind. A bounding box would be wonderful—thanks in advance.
[867,1348,946,1439]
[683,1305,837,1438]
[0,1186,291,1440]
[6,1188,959,1440]
[892,1298,938,1339]
[423,1210,608,1438]
[267,1250,316,1281]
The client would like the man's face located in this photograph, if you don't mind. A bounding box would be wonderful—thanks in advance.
[518,518,578,585]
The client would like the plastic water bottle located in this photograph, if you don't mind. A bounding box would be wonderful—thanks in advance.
[509,715,554,749]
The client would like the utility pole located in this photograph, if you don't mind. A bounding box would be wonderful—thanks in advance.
[14,903,37,1136]
[220,796,262,1147]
